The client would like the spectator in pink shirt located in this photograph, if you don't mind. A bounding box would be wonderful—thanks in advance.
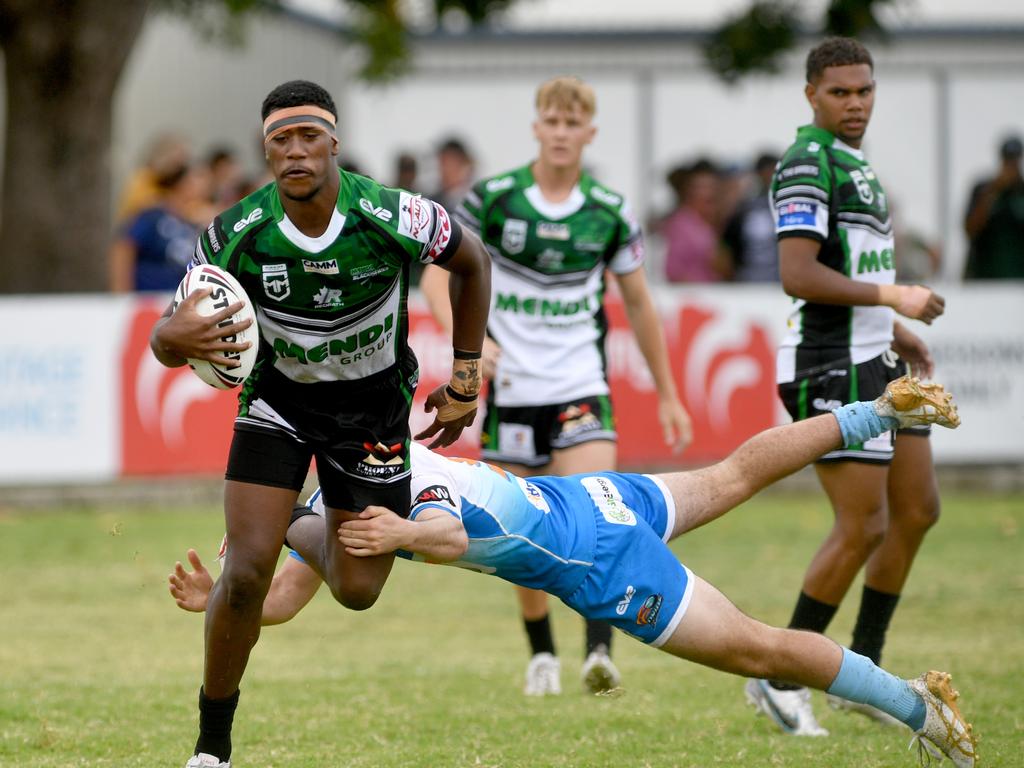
[662,159,724,283]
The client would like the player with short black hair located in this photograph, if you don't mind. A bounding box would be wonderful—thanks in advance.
[151,79,491,768]
[746,38,950,736]
[173,378,975,768]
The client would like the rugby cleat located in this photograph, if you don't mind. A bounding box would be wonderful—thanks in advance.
[907,671,977,768]
[874,376,961,429]
[185,753,230,768]
[826,693,905,728]
[745,679,829,736]
[581,645,622,695]
[524,652,562,696]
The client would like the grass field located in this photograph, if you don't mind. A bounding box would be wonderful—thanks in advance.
[1,491,1021,767]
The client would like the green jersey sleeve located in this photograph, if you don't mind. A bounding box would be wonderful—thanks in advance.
[771,147,831,242]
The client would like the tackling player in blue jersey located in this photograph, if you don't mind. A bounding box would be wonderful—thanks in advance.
[172,377,975,768]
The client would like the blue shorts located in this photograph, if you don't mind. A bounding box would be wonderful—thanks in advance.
[560,472,693,647]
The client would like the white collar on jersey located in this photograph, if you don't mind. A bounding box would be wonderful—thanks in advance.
[524,183,586,220]
[277,207,346,254]
[832,137,865,160]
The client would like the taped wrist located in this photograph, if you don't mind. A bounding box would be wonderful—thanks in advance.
[437,350,481,423]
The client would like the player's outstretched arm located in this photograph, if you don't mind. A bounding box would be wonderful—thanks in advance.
[338,506,468,562]
[168,549,320,626]
[421,264,501,379]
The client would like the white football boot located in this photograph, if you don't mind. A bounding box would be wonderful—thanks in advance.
[185,753,230,768]
[580,645,622,695]
[523,652,562,696]
[745,679,829,736]
[826,692,905,727]
[907,671,977,768]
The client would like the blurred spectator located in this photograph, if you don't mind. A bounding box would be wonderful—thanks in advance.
[206,146,247,208]
[108,163,210,293]
[661,159,724,283]
[720,152,780,282]
[116,134,192,223]
[393,151,419,191]
[892,201,941,283]
[963,134,1024,279]
[431,136,475,213]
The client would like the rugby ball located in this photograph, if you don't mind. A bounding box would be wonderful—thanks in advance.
[172,264,259,389]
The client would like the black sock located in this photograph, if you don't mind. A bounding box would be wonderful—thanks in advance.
[194,687,240,761]
[850,585,901,665]
[524,614,556,657]
[769,592,839,691]
[585,620,613,657]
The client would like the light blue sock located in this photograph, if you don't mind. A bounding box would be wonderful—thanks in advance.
[827,647,926,730]
[832,401,899,448]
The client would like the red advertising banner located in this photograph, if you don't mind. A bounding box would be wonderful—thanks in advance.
[118,295,780,476]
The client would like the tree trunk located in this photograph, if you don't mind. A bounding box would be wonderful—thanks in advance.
[0,0,150,293]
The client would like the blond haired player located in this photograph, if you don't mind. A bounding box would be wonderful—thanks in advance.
[421,75,691,697]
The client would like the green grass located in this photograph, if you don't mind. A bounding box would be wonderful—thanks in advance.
[1,492,1021,767]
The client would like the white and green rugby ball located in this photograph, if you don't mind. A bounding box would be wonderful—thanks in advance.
[172,264,259,389]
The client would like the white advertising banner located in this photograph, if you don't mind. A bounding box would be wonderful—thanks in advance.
[0,297,132,483]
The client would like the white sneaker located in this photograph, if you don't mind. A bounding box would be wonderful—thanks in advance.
[875,376,960,429]
[581,645,622,694]
[185,754,230,768]
[826,693,905,728]
[524,652,561,696]
[744,679,829,736]
[907,671,977,768]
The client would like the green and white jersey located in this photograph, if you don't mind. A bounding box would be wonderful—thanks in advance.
[456,164,644,406]
[771,124,895,384]
[190,168,460,388]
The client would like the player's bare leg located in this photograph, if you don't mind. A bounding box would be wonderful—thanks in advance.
[196,481,296,763]
[323,505,397,610]
[658,576,976,766]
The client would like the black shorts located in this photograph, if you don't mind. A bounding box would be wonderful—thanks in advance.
[480,392,616,468]
[778,349,930,465]
[226,352,418,515]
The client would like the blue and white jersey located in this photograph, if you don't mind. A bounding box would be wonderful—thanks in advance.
[401,443,598,597]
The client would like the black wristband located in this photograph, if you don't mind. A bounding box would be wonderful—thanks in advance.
[445,385,477,403]
[453,348,482,361]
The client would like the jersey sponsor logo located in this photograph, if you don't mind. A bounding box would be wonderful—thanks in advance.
[485,175,515,193]
[262,263,290,300]
[426,204,453,262]
[812,397,841,411]
[636,594,663,626]
[777,201,817,228]
[581,476,636,527]
[398,192,433,244]
[356,440,405,480]
[857,248,894,274]
[495,291,594,317]
[849,169,875,204]
[515,476,551,513]
[536,221,570,241]
[807,141,821,152]
[616,585,636,616]
[778,164,819,180]
[350,264,391,281]
[536,248,565,269]
[206,223,222,253]
[501,219,528,254]
[573,239,606,253]
[359,197,394,222]
[232,208,263,233]
[271,313,394,365]
[302,258,340,275]
[590,186,622,208]
[313,286,344,308]
[415,484,454,507]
